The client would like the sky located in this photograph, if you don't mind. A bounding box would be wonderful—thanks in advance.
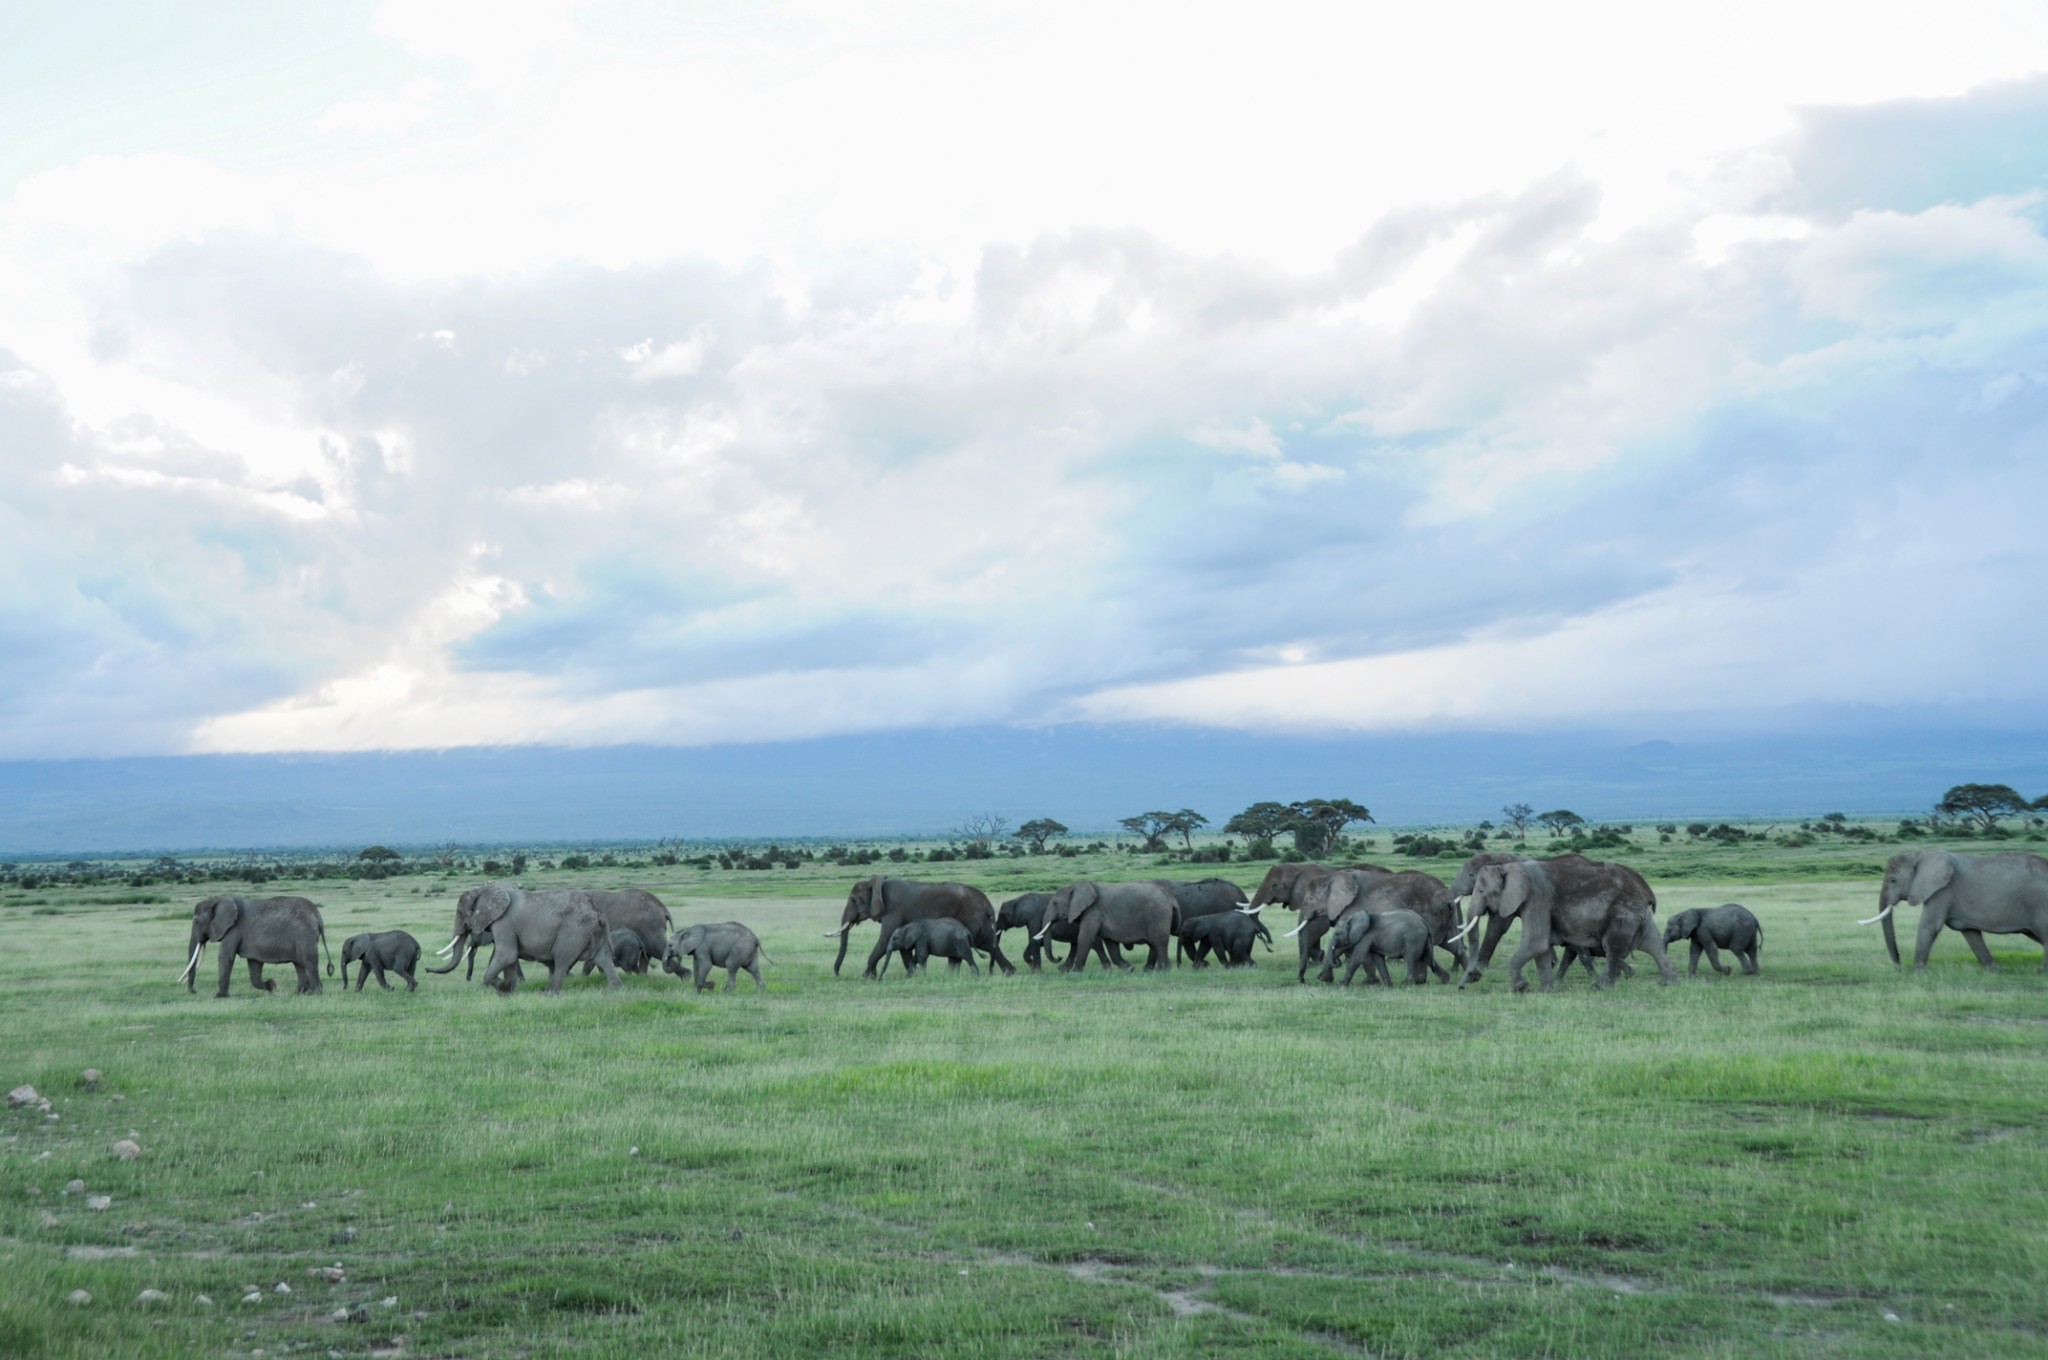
[3,0,2048,776]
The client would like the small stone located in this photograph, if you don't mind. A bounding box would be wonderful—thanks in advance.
[111,1139,141,1161]
[629,1146,639,1156]
[302,1201,317,1210]
[728,1227,744,1242]
[330,1306,351,1322]
[66,1289,91,1306]
[330,1227,357,1244]
[43,1112,58,1123]
[242,1292,262,1305]
[307,1265,345,1283]
[110,1094,125,1102]
[195,1294,213,1307]
[1884,1311,1902,1324]
[379,1296,397,1308]
[273,1282,291,1295]
[86,1195,111,1211]
[81,1070,101,1088]
[36,1211,58,1228]
[64,1179,84,1195]
[136,1289,168,1306]
[6,1085,37,1108]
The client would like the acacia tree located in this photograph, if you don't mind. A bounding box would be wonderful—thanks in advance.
[1223,802,1295,847]
[1535,809,1585,838]
[955,814,1011,854]
[1936,784,2029,831]
[1501,803,1534,839]
[1290,798,1373,850]
[1014,818,1069,853]
[1119,809,1208,852]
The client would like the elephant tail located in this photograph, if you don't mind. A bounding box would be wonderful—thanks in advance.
[757,948,775,967]
[322,924,335,977]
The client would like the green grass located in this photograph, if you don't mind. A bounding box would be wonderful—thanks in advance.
[2,869,2046,1357]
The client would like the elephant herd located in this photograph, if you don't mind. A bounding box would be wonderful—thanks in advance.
[174,848,2048,999]
[177,884,768,997]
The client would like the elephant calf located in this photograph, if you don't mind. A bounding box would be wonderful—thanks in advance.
[340,930,421,992]
[1329,910,1434,985]
[1176,911,1266,968]
[1663,904,1762,976]
[880,918,979,976]
[663,922,769,992]
[606,929,650,975]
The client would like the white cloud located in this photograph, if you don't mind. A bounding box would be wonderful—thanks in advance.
[316,78,444,137]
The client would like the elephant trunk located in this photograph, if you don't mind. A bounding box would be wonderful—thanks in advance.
[426,931,469,975]
[1879,903,1901,966]
[831,925,852,975]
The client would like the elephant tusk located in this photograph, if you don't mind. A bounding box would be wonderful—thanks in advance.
[178,942,204,980]
[435,935,462,957]
[1449,915,1481,942]
[821,929,844,938]
[1236,903,1263,915]
[1858,904,1894,926]
[1284,921,1306,938]
[1033,926,1051,940]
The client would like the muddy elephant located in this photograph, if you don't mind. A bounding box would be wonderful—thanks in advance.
[1288,869,1457,983]
[829,876,1012,978]
[180,895,332,997]
[577,888,673,975]
[1328,908,1434,985]
[340,930,420,992]
[1040,880,1178,972]
[1866,850,2048,971]
[427,884,620,994]
[878,918,979,976]
[664,922,768,992]
[1455,855,1675,992]
[1664,904,1762,976]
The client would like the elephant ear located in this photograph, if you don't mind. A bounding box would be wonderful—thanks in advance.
[865,875,887,921]
[1323,874,1361,920]
[207,897,241,941]
[1074,882,1099,916]
[471,885,513,934]
[1496,864,1532,919]
[1906,852,1955,905]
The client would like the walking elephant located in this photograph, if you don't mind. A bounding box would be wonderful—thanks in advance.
[996,893,1125,971]
[663,922,768,992]
[577,888,673,975]
[878,918,979,976]
[1664,904,1762,976]
[1866,851,2048,971]
[1288,869,1457,983]
[605,929,649,975]
[426,884,620,994]
[180,895,333,997]
[1038,880,1178,972]
[1328,908,1435,985]
[1175,910,1266,967]
[1455,855,1675,992]
[340,930,421,992]
[1156,877,1271,956]
[829,876,1012,978]
[1242,861,1388,979]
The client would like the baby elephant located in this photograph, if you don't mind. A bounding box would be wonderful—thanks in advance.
[607,929,649,975]
[1329,910,1435,985]
[340,930,422,992]
[1176,912,1266,968]
[663,922,769,992]
[879,918,979,976]
[1663,904,1762,976]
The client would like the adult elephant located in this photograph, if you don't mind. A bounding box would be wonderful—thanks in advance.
[996,892,1127,971]
[576,888,673,974]
[829,876,1013,978]
[1456,856,1674,992]
[427,884,620,994]
[1242,861,1389,981]
[179,895,333,997]
[1866,850,2048,971]
[1289,869,1459,983]
[1038,880,1178,972]
[1452,851,1647,981]
[1154,877,1272,956]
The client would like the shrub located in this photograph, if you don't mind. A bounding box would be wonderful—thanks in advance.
[561,854,592,871]
[481,859,505,876]
[1245,837,1277,859]
[887,847,909,862]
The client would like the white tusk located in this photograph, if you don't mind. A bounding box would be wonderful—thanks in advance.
[1857,903,1894,926]
[435,936,461,957]
[1033,926,1051,940]
[178,942,204,980]
[1450,915,1480,942]
[1284,922,1306,938]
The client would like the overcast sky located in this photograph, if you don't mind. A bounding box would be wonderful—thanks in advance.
[3,0,2046,760]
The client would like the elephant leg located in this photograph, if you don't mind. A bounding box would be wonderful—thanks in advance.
[248,960,278,993]
[725,964,740,991]
[1406,951,1428,984]
[214,949,235,998]
[543,954,574,994]
[861,934,892,979]
[965,951,981,976]
[1702,938,1732,975]
[695,954,714,992]
[1069,920,1101,973]
[595,943,623,991]
[1298,918,1332,983]
[375,960,395,990]
[1688,941,1703,977]
[1960,929,1999,970]
[1462,915,1512,988]
[749,959,765,990]
[1912,906,1944,969]
[1506,932,1550,993]
[1022,938,1042,970]
[1317,933,1342,984]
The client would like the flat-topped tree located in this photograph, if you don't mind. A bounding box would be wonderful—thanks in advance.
[1120,809,1208,852]
[1536,810,1585,838]
[1014,819,1069,853]
[1937,784,2029,831]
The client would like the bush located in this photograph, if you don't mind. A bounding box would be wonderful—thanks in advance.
[888,847,910,862]
[481,859,505,876]
[561,854,592,870]
[1244,837,1277,859]
[1185,844,1232,864]
[927,848,958,862]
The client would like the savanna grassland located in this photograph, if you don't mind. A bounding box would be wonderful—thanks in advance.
[3,837,2047,1358]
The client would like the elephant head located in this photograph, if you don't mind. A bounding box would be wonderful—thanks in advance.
[1286,872,1366,940]
[181,895,244,991]
[1457,862,1532,943]
[339,934,368,988]
[1662,909,1701,946]
[663,924,703,979]
[828,876,887,974]
[429,884,514,975]
[1039,882,1097,939]
[1868,851,1955,965]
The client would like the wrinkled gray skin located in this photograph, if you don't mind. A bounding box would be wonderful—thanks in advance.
[1175,911,1267,968]
[1663,904,1762,976]
[1291,869,1457,983]
[605,929,649,975]
[426,884,620,994]
[879,918,979,976]
[340,930,420,992]
[832,876,1011,977]
[1458,857,1675,993]
[1041,881,1178,972]
[664,922,768,992]
[1872,850,2048,971]
[1328,909,1434,985]
[1243,861,1387,979]
[182,895,333,997]
[995,893,1126,971]
[1155,878,1271,960]
[577,888,673,975]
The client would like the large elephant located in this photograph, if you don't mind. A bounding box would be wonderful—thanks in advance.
[828,876,1012,978]
[577,888,673,975]
[180,895,332,997]
[995,893,1125,971]
[1453,851,1648,981]
[1288,869,1458,983]
[1038,880,1178,972]
[1866,850,2048,971]
[427,884,620,994]
[1154,878,1272,956]
[1242,862,1390,981]
[1456,856,1675,992]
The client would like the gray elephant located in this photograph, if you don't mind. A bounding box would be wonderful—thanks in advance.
[996,892,1126,971]
[1039,880,1178,972]
[829,876,1012,978]
[426,884,620,994]
[577,888,673,975]
[1287,868,1457,983]
[605,929,649,975]
[878,918,979,976]
[1455,855,1675,992]
[1663,904,1762,976]
[1244,861,1388,976]
[180,895,333,997]
[339,930,421,992]
[663,922,768,992]
[1175,910,1266,967]
[1868,850,2048,971]
[1328,908,1434,985]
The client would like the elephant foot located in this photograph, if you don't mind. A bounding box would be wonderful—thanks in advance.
[1510,978,1530,994]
